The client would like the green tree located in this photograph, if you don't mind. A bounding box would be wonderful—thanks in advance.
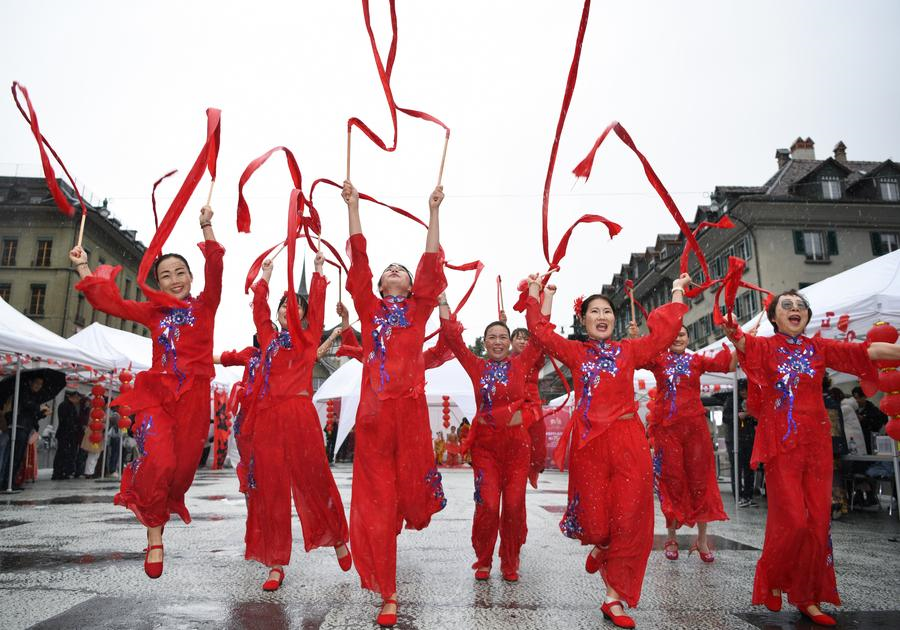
[468,336,485,357]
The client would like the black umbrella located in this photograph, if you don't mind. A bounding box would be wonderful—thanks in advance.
[0,368,68,407]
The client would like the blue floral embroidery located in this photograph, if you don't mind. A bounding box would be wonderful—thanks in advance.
[368,296,411,392]
[575,341,621,437]
[774,338,816,442]
[473,469,485,505]
[559,492,584,539]
[652,448,664,507]
[825,523,834,568]
[662,352,692,418]
[247,455,257,491]
[157,303,196,385]
[130,415,155,476]
[479,360,511,423]
[425,466,447,510]
[260,331,292,397]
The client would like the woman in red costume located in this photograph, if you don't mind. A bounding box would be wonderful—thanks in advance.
[508,324,547,488]
[723,289,900,626]
[639,326,734,562]
[526,273,690,629]
[439,303,543,583]
[68,205,222,579]
[341,180,446,627]
[243,251,350,590]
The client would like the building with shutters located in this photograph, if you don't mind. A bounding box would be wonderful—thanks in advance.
[0,175,151,338]
[594,137,900,351]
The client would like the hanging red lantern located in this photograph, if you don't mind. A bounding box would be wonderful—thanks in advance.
[442,395,451,429]
[90,408,105,420]
[117,404,132,417]
[91,396,105,408]
[91,384,106,397]
[117,417,131,430]
[119,382,133,395]
[118,369,133,384]
[88,432,103,444]
[325,399,336,433]
[89,420,104,432]
[869,322,900,441]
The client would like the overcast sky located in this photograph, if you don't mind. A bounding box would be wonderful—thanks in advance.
[3,0,899,349]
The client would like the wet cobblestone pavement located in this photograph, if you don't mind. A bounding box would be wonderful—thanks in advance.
[2,466,899,629]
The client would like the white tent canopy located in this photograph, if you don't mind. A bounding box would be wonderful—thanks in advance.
[313,356,478,455]
[0,297,117,370]
[69,322,242,388]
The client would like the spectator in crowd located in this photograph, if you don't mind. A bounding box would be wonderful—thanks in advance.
[433,431,445,467]
[721,380,757,507]
[823,378,848,518]
[852,386,887,454]
[1,375,52,490]
[52,390,82,480]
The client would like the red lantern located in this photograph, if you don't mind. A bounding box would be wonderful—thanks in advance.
[442,395,451,429]
[868,321,899,345]
[88,432,103,444]
[117,404,132,417]
[117,417,131,430]
[119,382,133,395]
[91,384,106,397]
[90,408,105,420]
[869,322,900,441]
[91,396,105,408]
[89,420,105,432]
[886,418,900,442]
[118,369,134,384]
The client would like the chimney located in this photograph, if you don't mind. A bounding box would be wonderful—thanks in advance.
[775,148,790,169]
[833,141,847,163]
[789,137,815,160]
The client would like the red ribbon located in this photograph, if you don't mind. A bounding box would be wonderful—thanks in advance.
[711,256,774,327]
[348,0,450,153]
[11,81,87,218]
[137,108,221,308]
[151,169,178,231]
[679,215,734,298]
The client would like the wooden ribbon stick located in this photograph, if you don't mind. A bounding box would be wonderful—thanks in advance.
[346,127,352,181]
[206,179,215,207]
[437,132,450,187]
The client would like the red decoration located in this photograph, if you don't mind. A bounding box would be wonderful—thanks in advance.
[119,382,133,395]
[88,432,103,444]
[118,369,134,384]
[442,395,451,429]
[117,417,131,430]
[89,420,104,432]
[869,322,900,441]
[91,384,106,397]
[90,408,105,420]
[117,404,132,417]
[91,396,105,408]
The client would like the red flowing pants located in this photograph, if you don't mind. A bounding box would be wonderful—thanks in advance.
[350,391,446,598]
[114,383,210,527]
[561,418,653,608]
[651,415,728,529]
[244,396,348,567]
[752,430,838,607]
[525,404,547,475]
[470,423,531,574]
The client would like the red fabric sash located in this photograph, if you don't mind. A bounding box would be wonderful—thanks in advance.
[137,108,221,308]
[151,170,178,231]
[348,0,450,153]
[711,256,774,326]
[679,216,734,298]
[11,82,86,218]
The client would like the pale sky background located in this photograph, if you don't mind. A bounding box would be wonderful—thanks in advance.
[3,1,899,349]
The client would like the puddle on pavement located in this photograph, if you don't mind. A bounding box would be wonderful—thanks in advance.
[1,495,116,506]
[0,550,142,572]
[651,534,758,551]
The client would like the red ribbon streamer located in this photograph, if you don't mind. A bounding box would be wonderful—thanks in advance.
[151,169,178,231]
[711,256,774,327]
[348,0,450,153]
[679,215,734,298]
[11,81,87,218]
[137,108,221,308]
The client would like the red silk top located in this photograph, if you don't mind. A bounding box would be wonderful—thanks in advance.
[527,298,687,458]
[338,326,453,370]
[440,318,543,428]
[76,240,224,406]
[643,347,732,427]
[346,233,446,400]
[512,345,545,409]
[738,333,877,467]
[249,273,326,410]
[220,345,261,434]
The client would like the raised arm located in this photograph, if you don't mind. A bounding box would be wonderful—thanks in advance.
[306,250,327,342]
[343,180,361,236]
[69,246,153,325]
[197,205,224,309]
[437,292,451,320]
[438,314,481,377]
[200,204,217,243]
[425,186,443,253]
[868,342,900,362]
[541,282,554,317]
[252,260,275,348]
[525,277,579,365]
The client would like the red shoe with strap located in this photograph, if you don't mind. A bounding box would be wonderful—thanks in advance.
[376,598,398,627]
[335,543,353,572]
[764,590,782,612]
[688,539,714,563]
[797,603,836,626]
[502,571,519,582]
[143,544,164,579]
[474,567,491,581]
[585,546,602,574]
[600,600,635,629]
[262,567,285,591]
[663,539,679,561]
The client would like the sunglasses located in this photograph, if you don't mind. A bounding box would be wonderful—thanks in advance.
[778,299,809,312]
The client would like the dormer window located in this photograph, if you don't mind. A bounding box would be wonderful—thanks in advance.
[821,176,841,200]
[880,178,899,202]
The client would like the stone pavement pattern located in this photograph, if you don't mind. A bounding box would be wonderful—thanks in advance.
[1,466,899,629]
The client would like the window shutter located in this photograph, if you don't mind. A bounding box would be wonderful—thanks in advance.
[827,231,839,256]
[871,232,884,256]
[793,231,805,255]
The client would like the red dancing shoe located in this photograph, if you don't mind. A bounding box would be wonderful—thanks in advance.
[600,600,635,629]
[764,590,782,612]
[376,598,398,627]
[335,543,353,572]
[502,571,519,582]
[797,603,836,626]
[585,546,602,574]
[688,539,714,563]
[474,567,491,581]
[143,544,164,579]
[663,539,679,561]
[262,567,285,591]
